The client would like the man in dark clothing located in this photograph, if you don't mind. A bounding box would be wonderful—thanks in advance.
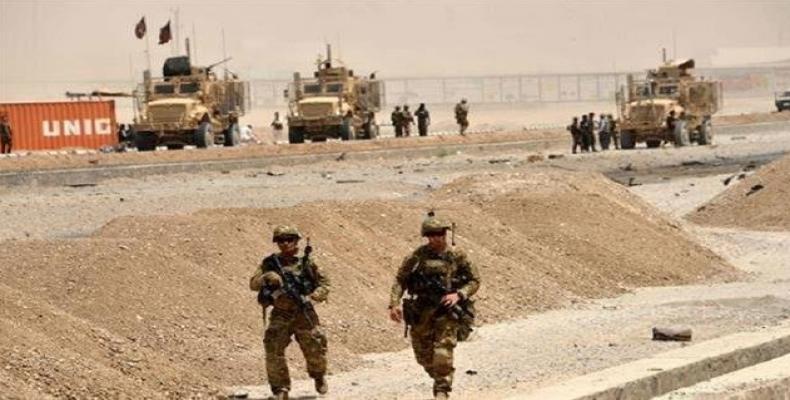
[392,106,404,137]
[567,117,582,154]
[415,103,431,137]
[664,110,677,146]
[579,114,591,152]
[0,114,12,154]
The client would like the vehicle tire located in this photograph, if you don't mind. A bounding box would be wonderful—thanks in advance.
[223,123,240,147]
[134,132,157,152]
[166,144,185,150]
[646,139,661,148]
[620,131,636,149]
[288,127,305,144]
[698,120,713,145]
[195,122,214,148]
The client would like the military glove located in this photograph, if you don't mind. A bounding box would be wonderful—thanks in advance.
[262,271,283,288]
[309,291,328,303]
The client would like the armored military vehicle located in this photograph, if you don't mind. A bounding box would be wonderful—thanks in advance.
[616,58,722,149]
[132,56,247,151]
[284,45,383,143]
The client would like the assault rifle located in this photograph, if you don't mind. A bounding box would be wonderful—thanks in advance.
[257,241,318,328]
[409,273,474,320]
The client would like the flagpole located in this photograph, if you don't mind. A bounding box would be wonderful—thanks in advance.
[144,15,152,73]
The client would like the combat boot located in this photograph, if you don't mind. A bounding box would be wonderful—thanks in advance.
[434,392,449,400]
[274,390,289,400]
[314,375,328,394]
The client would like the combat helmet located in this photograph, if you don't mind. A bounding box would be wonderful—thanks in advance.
[272,225,302,242]
[421,211,452,236]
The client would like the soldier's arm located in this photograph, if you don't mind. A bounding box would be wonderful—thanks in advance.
[389,251,419,308]
[249,260,267,291]
[309,260,330,302]
[455,251,480,300]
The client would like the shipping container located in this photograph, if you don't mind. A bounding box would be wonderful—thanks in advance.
[0,100,118,151]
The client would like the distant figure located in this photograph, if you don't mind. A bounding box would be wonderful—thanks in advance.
[664,110,677,147]
[567,117,582,154]
[402,105,414,137]
[342,110,354,140]
[391,106,404,137]
[588,112,598,152]
[598,113,611,150]
[271,112,284,133]
[609,115,619,149]
[455,99,469,135]
[0,113,13,154]
[579,114,591,152]
[674,111,688,146]
[415,103,431,137]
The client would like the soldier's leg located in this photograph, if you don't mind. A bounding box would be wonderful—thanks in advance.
[431,316,459,395]
[264,311,294,395]
[293,314,328,380]
[410,316,437,379]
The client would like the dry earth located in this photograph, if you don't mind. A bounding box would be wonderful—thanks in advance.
[687,154,790,231]
[0,169,735,399]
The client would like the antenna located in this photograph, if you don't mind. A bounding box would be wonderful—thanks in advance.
[222,28,228,79]
[662,48,667,63]
[192,23,198,64]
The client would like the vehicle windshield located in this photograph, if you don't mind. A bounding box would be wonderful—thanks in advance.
[154,84,175,94]
[658,85,677,95]
[325,83,343,93]
[303,84,321,94]
[179,82,200,94]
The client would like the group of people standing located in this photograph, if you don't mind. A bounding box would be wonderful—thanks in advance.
[567,112,618,154]
[391,103,431,137]
[390,98,471,138]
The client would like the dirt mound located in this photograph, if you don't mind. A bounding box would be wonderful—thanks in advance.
[0,169,736,398]
[687,155,790,231]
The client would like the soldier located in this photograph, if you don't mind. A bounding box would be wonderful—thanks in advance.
[250,226,330,400]
[579,114,591,152]
[402,105,415,137]
[392,105,404,137]
[609,114,620,150]
[664,110,677,147]
[416,103,431,137]
[271,111,284,133]
[0,113,12,154]
[454,99,469,135]
[567,116,582,154]
[389,213,481,400]
[342,110,354,140]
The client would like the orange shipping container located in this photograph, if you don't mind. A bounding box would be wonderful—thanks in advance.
[0,100,118,151]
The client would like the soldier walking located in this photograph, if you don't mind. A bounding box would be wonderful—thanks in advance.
[454,99,469,135]
[389,213,481,400]
[250,226,330,400]
[392,105,404,137]
[0,113,12,154]
[415,103,431,137]
[567,116,582,154]
[402,105,415,137]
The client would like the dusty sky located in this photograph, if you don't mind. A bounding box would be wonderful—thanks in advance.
[1,0,789,97]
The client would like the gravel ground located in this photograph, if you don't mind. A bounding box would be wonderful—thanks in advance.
[230,157,790,400]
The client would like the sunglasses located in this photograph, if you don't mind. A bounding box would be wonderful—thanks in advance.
[275,236,299,243]
[425,232,446,237]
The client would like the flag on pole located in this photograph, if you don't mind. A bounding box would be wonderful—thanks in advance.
[134,16,146,39]
[159,20,172,45]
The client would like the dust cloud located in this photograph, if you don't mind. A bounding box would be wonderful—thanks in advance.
[1,0,788,100]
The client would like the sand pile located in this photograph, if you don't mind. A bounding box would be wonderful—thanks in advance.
[0,169,735,398]
[687,154,790,231]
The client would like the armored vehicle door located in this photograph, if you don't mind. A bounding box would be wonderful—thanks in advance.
[682,81,721,116]
[356,79,384,112]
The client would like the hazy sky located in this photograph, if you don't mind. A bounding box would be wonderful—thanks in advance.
[1,0,789,94]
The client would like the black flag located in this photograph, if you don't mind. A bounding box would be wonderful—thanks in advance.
[159,20,172,45]
[134,16,146,39]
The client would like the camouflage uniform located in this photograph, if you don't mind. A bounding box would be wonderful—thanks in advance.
[392,106,404,137]
[250,226,330,399]
[402,105,414,137]
[454,100,469,135]
[389,217,481,398]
